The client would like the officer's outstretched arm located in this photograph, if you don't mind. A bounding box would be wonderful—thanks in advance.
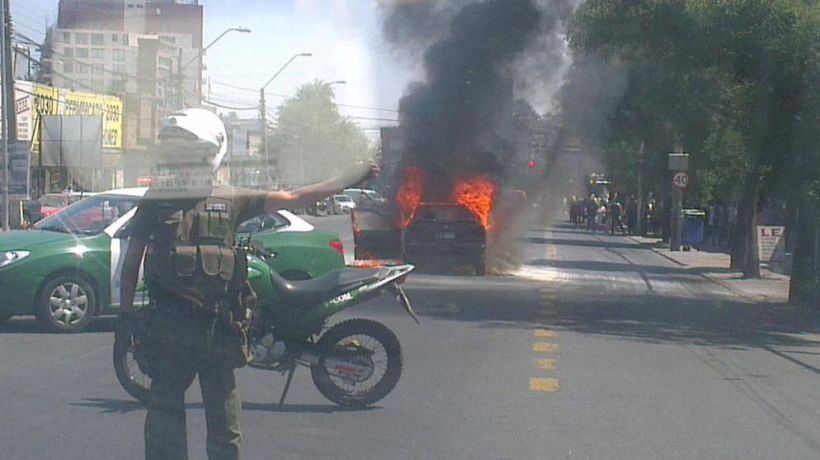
[263,160,380,213]
[120,237,147,314]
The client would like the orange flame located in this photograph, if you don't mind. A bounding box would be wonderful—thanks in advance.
[453,175,497,230]
[351,259,384,268]
[397,166,427,228]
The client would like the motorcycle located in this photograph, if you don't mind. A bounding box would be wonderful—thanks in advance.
[113,238,418,408]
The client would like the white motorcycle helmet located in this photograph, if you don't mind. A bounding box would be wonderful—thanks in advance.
[158,108,228,174]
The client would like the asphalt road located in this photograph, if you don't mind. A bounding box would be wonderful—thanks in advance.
[2,213,820,459]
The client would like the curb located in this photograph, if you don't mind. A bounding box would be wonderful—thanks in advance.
[628,236,687,267]
[629,236,784,304]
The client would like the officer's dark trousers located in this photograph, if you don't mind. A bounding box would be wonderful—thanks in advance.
[143,306,243,460]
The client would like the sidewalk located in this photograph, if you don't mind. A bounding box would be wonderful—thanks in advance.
[630,235,790,304]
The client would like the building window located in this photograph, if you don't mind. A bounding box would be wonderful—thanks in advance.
[113,49,126,62]
[76,64,88,74]
[112,33,118,42]
[63,32,71,43]
[123,34,129,46]
[91,34,104,45]
[158,56,173,68]
[111,79,126,93]
[63,47,74,57]
[63,62,74,73]
[75,33,88,45]
[91,65,103,74]
[91,48,105,59]
[114,64,127,74]
[76,47,88,58]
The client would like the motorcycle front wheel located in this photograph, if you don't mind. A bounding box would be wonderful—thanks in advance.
[311,319,402,407]
[113,332,151,404]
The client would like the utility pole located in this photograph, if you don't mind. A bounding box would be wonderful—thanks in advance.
[177,47,184,108]
[1,0,17,231]
[259,88,269,185]
[636,140,645,236]
[668,149,689,251]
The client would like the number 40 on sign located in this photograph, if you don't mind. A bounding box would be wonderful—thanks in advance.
[672,171,690,190]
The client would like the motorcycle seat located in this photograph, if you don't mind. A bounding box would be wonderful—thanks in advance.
[269,267,386,307]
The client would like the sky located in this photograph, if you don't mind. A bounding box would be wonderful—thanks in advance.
[11,0,418,136]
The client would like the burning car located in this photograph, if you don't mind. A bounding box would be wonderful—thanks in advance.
[402,202,487,275]
[352,167,497,275]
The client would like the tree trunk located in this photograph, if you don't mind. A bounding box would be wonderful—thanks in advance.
[789,200,818,308]
[741,177,761,278]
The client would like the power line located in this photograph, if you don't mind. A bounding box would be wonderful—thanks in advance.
[210,79,400,113]
[202,99,258,111]
[343,115,398,123]
[15,48,116,96]
[337,102,398,114]
[210,80,257,93]
[10,20,45,40]
[16,31,163,84]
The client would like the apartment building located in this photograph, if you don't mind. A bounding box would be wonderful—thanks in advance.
[40,0,204,187]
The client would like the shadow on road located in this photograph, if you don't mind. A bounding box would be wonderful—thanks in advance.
[241,402,378,413]
[71,398,376,415]
[0,316,116,334]
[407,222,820,365]
[71,398,145,414]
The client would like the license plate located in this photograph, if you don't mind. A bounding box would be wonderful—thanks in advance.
[436,232,455,240]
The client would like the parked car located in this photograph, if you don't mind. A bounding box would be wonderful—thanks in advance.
[402,203,487,275]
[330,194,357,214]
[0,187,346,332]
[37,192,93,219]
[343,188,386,207]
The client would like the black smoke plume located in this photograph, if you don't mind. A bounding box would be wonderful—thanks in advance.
[381,0,574,201]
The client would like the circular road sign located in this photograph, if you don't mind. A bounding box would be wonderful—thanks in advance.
[672,171,691,190]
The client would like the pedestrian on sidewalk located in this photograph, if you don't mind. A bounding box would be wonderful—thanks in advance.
[586,195,598,233]
[609,193,626,235]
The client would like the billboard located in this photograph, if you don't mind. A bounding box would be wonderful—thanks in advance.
[1,81,123,150]
[0,141,32,199]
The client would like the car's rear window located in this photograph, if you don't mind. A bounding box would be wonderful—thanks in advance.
[415,205,475,222]
[39,195,69,207]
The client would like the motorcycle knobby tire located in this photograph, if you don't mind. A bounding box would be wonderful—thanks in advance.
[310,319,402,407]
[113,331,151,405]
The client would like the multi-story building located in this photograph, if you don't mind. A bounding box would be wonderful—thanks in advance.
[39,0,204,187]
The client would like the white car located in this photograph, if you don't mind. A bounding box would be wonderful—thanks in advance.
[331,194,357,214]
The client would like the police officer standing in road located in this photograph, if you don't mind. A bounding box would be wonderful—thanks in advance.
[116,108,378,460]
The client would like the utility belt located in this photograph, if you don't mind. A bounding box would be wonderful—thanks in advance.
[147,293,252,369]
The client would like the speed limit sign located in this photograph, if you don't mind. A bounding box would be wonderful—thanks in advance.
[672,171,690,190]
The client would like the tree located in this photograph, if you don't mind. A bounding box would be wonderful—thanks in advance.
[567,0,820,285]
[270,81,369,186]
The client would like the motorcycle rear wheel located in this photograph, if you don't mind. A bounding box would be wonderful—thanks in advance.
[311,319,402,407]
[113,332,151,405]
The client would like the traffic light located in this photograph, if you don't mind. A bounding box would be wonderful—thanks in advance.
[528,160,536,171]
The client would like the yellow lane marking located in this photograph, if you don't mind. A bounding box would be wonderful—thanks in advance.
[533,342,560,353]
[533,329,558,338]
[529,378,560,392]
[533,359,558,370]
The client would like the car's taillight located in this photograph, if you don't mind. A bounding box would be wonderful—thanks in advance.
[329,239,345,257]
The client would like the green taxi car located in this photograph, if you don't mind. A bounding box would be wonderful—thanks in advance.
[0,187,345,333]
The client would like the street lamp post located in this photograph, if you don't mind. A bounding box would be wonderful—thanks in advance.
[259,52,312,186]
[180,26,251,107]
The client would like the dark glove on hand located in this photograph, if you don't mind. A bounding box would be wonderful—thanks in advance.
[342,159,380,187]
